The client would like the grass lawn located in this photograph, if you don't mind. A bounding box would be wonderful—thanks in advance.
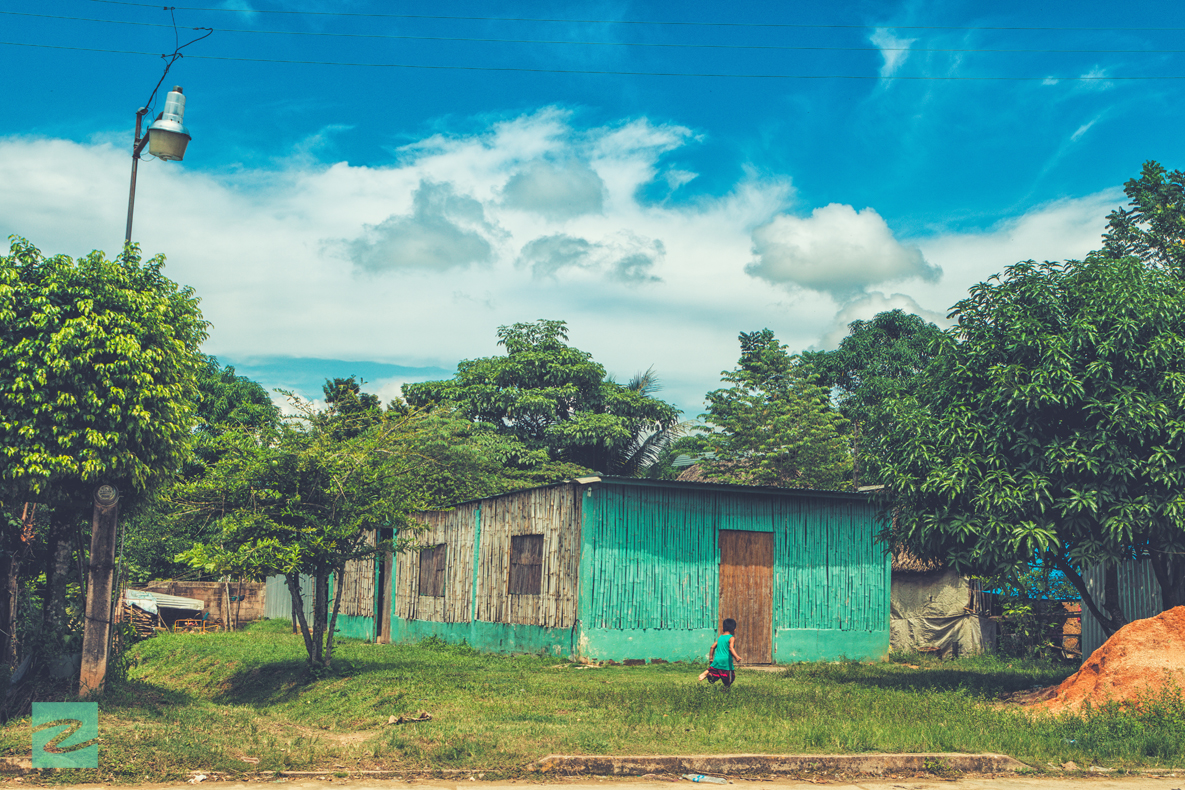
[3,618,1183,783]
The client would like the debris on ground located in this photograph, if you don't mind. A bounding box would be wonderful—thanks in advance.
[388,711,432,724]
[1031,605,1185,714]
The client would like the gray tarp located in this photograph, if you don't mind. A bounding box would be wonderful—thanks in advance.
[890,568,995,656]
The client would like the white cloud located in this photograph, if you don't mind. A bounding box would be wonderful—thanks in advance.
[500,159,605,220]
[870,29,917,78]
[747,204,939,296]
[344,180,494,272]
[1070,120,1097,142]
[517,232,663,283]
[0,114,1124,416]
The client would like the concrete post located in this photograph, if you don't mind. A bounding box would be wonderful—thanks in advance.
[78,485,120,696]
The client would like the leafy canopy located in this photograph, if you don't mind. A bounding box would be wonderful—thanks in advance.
[698,329,851,489]
[1102,160,1185,274]
[0,237,207,499]
[871,254,1185,633]
[803,309,944,431]
[403,320,681,476]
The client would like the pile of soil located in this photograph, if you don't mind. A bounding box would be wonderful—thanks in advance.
[1033,605,1185,714]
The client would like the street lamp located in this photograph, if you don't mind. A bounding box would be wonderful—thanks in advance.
[124,85,191,247]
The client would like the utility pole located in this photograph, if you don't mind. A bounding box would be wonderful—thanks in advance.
[78,485,119,696]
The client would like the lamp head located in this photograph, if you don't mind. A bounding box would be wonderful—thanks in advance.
[147,85,191,161]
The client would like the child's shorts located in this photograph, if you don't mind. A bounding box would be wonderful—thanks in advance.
[705,668,735,687]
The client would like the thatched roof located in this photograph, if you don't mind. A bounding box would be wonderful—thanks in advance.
[891,548,945,574]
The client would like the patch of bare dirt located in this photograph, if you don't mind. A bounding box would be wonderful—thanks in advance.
[1030,605,1185,714]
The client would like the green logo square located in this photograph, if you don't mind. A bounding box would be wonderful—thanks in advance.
[31,702,98,768]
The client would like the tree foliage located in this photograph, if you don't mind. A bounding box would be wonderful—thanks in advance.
[0,237,207,500]
[174,391,534,667]
[803,310,944,485]
[1102,160,1185,274]
[403,320,681,476]
[871,255,1185,635]
[698,329,851,489]
[803,310,944,430]
[194,356,279,438]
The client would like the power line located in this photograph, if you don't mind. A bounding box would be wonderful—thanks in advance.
[3,39,1181,79]
[7,11,1185,53]
[76,0,1185,32]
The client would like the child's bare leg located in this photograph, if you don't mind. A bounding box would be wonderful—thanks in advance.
[698,670,709,681]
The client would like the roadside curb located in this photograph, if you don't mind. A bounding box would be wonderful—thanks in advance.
[528,752,1030,776]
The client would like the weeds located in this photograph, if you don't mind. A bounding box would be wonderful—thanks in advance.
[1,619,1181,782]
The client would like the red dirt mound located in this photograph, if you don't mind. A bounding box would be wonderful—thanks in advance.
[1034,605,1185,714]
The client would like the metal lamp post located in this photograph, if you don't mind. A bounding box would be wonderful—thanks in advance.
[79,87,193,696]
[124,85,191,246]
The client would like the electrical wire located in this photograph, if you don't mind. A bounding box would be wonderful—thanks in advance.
[2,39,1181,79]
[5,11,1185,53]
[76,0,1185,32]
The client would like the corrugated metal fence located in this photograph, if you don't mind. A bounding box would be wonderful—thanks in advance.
[1081,559,1162,660]
[264,574,316,622]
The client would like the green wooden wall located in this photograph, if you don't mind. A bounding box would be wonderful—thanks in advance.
[577,481,890,663]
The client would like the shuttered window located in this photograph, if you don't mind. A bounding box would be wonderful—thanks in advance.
[418,544,447,597]
[508,534,543,595]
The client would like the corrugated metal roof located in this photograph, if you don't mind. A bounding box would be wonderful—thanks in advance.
[125,589,204,613]
[418,475,873,513]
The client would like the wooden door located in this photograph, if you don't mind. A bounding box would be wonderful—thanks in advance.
[718,530,774,664]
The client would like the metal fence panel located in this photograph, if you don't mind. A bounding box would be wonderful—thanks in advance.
[1081,559,1162,661]
[264,574,316,621]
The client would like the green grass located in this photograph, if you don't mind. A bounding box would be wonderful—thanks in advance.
[2,618,1183,783]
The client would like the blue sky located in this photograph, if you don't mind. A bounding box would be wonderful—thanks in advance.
[2,0,1183,416]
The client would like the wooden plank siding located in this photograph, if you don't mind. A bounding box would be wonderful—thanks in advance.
[474,485,581,628]
[339,531,376,618]
[394,502,479,623]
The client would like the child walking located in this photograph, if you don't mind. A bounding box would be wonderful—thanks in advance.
[698,618,741,690]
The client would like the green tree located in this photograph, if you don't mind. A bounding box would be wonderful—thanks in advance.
[803,310,944,485]
[121,357,279,584]
[175,396,525,668]
[0,237,206,666]
[871,255,1185,636]
[194,356,280,437]
[403,320,681,477]
[1102,160,1185,273]
[698,329,851,489]
[0,237,206,499]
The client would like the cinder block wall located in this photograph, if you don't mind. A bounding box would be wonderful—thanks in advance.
[143,581,266,623]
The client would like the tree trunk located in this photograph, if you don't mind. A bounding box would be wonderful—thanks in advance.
[311,572,328,666]
[1149,546,1185,611]
[286,573,316,659]
[0,552,15,669]
[1052,554,1126,637]
[1101,562,1128,632]
[323,562,347,667]
[43,519,73,645]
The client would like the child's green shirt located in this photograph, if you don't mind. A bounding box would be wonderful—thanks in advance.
[710,634,734,670]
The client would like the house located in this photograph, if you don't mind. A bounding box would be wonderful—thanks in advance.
[331,476,890,663]
[889,551,995,657]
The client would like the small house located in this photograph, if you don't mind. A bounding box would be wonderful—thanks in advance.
[333,476,889,663]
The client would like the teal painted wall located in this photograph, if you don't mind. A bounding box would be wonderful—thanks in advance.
[774,628,889,662]
[334,613,376,640]
[577,482,889,664]
[390,616,575,656]
[579,626,715,663]
[578,484,719,632]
